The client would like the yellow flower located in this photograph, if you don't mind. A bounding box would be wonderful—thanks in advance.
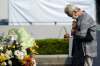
[21,60,26,65]
[0,53,6,62]
[30,48,32,51]
[12,45,15,48]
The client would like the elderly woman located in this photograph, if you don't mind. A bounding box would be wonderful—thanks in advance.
[64,4,97,66]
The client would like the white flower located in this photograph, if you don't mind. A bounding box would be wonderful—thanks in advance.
[14,50,20,56]
[14,50,25,60]
[0,46,3,50]
[6,50,12,57]
[8,60,12,65]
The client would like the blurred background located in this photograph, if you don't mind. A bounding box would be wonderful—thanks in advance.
[0,0,96,25]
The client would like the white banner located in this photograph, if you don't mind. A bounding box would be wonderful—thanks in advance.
[9,0,96,25]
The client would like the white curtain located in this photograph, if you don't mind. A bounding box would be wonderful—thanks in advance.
[9,0,96,25]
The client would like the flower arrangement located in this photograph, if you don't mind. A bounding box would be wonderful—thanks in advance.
[0,27,38,66]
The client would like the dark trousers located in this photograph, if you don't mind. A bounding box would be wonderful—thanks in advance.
[71,36,85,66]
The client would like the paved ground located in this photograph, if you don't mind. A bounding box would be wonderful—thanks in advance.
[37,64,70,66]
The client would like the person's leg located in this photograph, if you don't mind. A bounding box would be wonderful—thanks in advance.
[71,36,84,66]
[84,56,93,66]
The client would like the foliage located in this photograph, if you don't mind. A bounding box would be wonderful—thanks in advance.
[36,39,69,55]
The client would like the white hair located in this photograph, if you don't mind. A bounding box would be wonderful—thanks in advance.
[64,4,80,16]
